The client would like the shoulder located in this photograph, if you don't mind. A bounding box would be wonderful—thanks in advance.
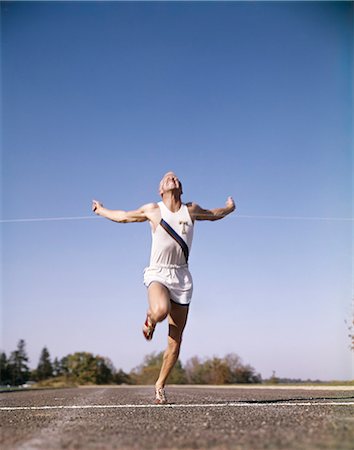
[141,202,161,223]
[141,202,159,212]
[186,202,201,212]
[186,202,202,221]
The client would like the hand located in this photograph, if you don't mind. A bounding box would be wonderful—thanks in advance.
[92,199,103,214]
[226,196,235,212]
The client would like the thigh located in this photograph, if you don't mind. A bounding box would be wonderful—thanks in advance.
[148,281,171,314]
[168,302,189,342]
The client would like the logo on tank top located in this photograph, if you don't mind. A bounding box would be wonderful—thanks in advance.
[179,221,189,234]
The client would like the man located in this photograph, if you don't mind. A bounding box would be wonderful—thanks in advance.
[92,171,235,404]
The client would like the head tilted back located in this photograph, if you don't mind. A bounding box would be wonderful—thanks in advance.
[159,171,183,196]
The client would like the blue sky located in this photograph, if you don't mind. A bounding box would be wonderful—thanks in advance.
[1,1,353,381]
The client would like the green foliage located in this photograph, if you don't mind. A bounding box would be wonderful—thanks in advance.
[1,340,262,387]
[113,369,133,385]
[130,352,261,385]
[185,356,230,384]
[7,339,30,386]
[52,357,62,377]
[168,358,187,384]
[185,353,261,384]
[130,352,187,385]
[184,356,206,384]
[205,357,231,384]
[0,352,12,385]
[130,352,164,384]
[35,347,53,381]
[62,352,114,384]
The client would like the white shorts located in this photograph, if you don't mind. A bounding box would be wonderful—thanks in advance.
[143,264,193,306]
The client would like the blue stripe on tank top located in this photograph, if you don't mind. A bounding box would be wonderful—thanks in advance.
[159,219,189,263]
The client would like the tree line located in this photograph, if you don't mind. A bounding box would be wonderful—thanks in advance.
[0,339,261,387]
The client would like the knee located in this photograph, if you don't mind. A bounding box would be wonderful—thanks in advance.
[150,304,169,323]
[167,338,181,357]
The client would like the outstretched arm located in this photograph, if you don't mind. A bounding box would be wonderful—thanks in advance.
[92,200,155,223]
[188,197,236,221]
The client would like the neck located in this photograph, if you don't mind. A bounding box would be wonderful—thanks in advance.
[161,191,182,212]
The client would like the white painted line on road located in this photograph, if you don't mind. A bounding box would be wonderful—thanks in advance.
[0,401,354,411]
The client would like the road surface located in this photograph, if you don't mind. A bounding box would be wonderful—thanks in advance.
[1,385,353,449]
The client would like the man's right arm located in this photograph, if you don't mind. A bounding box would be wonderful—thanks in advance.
[92,200,157,223]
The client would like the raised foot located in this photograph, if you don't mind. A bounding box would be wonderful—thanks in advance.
[142,315,156,341]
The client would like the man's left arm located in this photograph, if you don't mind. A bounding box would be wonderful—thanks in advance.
[188,197,236,221]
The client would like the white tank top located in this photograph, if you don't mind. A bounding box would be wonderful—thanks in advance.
[149,201,194,267]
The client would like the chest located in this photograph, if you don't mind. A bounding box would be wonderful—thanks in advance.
[160,207,193,237]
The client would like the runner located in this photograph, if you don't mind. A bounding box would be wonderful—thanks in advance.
[92,171,235,403]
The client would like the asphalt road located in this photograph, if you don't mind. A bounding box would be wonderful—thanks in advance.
[1,385,353,450]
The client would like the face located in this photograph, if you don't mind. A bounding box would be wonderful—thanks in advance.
[159,172,183,196]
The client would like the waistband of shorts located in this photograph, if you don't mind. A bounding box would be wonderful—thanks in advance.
[147,263,189,269]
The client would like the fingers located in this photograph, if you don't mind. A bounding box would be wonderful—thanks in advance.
[92,199,102,213]
[226,196,235,211]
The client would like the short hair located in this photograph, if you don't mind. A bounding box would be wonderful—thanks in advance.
[158,172,183,196]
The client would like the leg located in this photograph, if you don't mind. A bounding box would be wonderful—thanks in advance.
[155,301,189,389]
[147,282,171,324]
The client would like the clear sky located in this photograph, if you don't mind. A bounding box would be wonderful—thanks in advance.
[1,1,353,381]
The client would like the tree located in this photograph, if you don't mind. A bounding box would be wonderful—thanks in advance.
[113,369,132,385]
[95,357,115,384]
[167,358,187,384]
[131,352,186,385]
[205,357,231,384]
[60,355,69,375]
[185,356,208,384]
[185,356,231,384]
[36,347,53,380]
[223,353,262,383]
[8,339,30,386]
[63,352,114,384]
[0,352,11,386]
[185,353,261,385]
[52,357,62,377]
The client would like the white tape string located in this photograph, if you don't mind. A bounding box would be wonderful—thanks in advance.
[236,215,354,222]
[0,216,100,223]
